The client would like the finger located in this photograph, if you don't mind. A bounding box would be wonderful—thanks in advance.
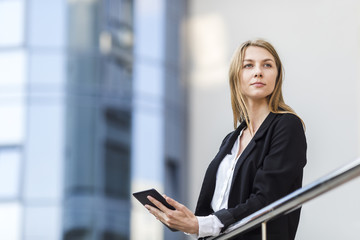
[145,204,159,215]
[167,197,195,217]
[147,196,171,214]
[165,196,186,212]
[145,204,165,221]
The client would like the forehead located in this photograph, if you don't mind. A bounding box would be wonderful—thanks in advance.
[243,46,274,61]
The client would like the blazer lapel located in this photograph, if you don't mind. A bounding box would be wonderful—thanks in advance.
[208,120,247,172]
[196,121,246,213]
[230,113,277,189]
[221,121,247,156]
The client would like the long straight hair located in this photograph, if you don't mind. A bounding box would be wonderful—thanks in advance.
[229,39,304,129]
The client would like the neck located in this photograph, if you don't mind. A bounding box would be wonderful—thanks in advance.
[246,99,270,134]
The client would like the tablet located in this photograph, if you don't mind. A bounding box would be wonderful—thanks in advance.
[132,188,178,232]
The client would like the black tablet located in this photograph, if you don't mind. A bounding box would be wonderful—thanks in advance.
[132,188,178,232]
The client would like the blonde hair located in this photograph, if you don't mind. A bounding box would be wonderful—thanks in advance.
[229,39,304,129]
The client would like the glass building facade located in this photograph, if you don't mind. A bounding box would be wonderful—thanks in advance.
[63,0,133,239]
[0,2,24,239]
[0,0,66,239]
[0,0,187,239]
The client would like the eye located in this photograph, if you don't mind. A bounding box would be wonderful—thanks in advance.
[243,64,253,68]
[264,63,272,68]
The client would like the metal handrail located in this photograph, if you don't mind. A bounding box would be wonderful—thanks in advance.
[209,158,360,240]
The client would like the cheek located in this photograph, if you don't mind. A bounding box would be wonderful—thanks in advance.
[239,73,248,91]
[240,72,251,84]
[239,83,245,94]
[270,72,277,88]
[271,79,276,90]
[240,76,250,93]
[267,74,277,94]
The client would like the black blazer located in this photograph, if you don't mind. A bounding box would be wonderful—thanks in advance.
[195,113,307,240]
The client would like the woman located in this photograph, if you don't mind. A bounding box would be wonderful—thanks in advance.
[146,39,307,240]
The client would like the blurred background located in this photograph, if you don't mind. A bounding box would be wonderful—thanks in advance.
[0,0,359,239]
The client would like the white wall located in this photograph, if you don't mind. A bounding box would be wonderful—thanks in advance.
[186,0,360,239]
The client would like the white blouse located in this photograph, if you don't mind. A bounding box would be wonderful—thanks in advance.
[195,130,243,238]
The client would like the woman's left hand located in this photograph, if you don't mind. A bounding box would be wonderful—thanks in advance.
[145,195,199,234]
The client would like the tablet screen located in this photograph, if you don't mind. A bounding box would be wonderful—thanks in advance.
[132,188,175,211]
[132,188,178,232]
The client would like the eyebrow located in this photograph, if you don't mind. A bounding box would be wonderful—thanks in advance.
[243,58,275,62]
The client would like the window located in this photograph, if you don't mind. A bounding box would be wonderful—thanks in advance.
[0,50,26,87]
[104,108,131,199]
[0,105,25,145]
[104,140,130,199]
[0,50,26,146]
[0,1,24,46]
[0,203,21,240]
[63,228,90,240]
[165,157,180,200]
[0,148,21,198]
[102,231,127,240]
[65,103,96,196]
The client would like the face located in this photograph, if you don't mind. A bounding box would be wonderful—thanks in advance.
[240,46,277,103]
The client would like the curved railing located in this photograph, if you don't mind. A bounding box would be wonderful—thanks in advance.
[208,158,360,240]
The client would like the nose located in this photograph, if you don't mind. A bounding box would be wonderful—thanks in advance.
[254,66,263,78]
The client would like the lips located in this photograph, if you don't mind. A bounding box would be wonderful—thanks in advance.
[251,82,265,87]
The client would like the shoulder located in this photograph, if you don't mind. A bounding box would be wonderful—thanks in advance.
[274,113,304,130]
[270,113,306,145]
[269,113,306,141]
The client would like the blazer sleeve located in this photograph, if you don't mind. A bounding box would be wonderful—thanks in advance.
[214,114,307,230]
